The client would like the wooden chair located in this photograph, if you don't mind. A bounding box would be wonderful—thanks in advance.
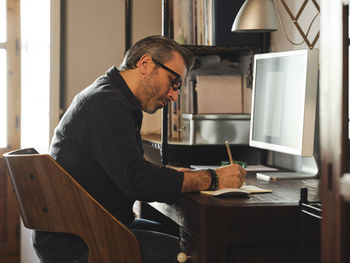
[3,148,142,263]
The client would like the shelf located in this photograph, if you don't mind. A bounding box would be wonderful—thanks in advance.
[183,45,261,55]
[143,133,252,146]
[158,0,269,166]
[142,134,266,166]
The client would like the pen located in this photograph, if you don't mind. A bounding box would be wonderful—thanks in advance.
[225,140,246,185]
[225,140,234,165]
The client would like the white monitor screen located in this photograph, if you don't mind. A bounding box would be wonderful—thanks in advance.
[249,49,319,157]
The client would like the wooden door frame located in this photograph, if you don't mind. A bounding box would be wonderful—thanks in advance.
[319,0,347,262]
[0,1,21,262]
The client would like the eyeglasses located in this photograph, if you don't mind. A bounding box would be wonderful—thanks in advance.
[152,58,183,92]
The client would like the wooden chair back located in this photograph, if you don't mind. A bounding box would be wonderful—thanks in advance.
[3,148,142,263]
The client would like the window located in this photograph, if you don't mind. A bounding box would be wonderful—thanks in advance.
[0,0,56,156]
[20,0,51,153]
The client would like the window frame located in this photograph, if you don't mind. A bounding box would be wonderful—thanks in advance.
[0,0,21,156]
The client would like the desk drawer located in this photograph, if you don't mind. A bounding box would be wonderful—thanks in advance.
[180,227,199,263]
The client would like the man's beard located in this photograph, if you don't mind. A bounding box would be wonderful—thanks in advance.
[140,71,167,114]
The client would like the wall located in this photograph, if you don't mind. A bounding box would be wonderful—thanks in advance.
[63,0,162,135]
[271,0,320,51]
[63,0,125,109]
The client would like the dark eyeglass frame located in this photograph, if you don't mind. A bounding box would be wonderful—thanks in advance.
[152,58,183,92]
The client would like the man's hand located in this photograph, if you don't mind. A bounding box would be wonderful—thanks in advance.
[181,164,246,192]
[215,164,246,189]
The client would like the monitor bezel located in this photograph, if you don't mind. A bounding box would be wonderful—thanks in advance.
[249,49,319,157]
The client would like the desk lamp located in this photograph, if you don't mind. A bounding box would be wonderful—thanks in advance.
[232,0,320,49]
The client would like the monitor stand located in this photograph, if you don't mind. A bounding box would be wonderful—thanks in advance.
[256,152,318,181]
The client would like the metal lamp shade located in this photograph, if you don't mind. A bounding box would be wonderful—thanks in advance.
[232,0,279,32]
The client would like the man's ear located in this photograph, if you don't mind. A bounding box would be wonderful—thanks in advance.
[136,54,153,75]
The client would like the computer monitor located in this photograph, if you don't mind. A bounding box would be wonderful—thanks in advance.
[249,49,319,180]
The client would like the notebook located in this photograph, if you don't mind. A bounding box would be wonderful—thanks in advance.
[200,184,272,197]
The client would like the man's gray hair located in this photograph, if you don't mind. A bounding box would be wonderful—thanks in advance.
[119,35,194,72]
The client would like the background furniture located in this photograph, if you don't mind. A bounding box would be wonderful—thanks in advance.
[4,148,142,263]
[142,0,269,166]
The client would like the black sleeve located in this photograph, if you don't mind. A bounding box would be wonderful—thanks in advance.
[86,92,184,203]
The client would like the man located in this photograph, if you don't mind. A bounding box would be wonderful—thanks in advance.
[33,35,246,263]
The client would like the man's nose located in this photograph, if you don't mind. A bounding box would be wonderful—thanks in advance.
[167,88,179,102]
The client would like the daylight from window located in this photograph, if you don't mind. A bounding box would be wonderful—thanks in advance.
[21,0,50,153]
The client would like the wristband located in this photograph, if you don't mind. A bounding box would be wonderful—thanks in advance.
[206,169,218,191]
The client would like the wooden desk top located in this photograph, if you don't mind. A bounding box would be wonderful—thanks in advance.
[151,173,320,208]
[148,174,320,238]
[183,174,319,206]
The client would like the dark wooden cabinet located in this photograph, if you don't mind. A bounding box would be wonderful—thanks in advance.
[0,158,19,263]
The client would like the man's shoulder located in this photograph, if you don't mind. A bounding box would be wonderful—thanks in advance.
[82,77,124,102]
[75,69,138,114]
[79,86,131,119]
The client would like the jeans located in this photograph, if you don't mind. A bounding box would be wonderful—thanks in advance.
[129,218,180,263]
[32,219,179,263]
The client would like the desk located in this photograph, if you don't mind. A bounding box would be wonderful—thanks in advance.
[143,174,320,263]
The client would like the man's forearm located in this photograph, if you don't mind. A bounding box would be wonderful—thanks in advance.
[180,164,246,193]
[182,170,211,192]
